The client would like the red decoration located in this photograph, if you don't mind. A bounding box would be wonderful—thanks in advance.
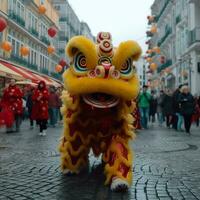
[59,59,67,67]
[1,41,12,52]
[38,4,46,14]
[55,64,63,73]
[0,17,7,32]
[20,46,30,56]
[160,56,166,64]
[47,45,55,54]
[48,27,57,38]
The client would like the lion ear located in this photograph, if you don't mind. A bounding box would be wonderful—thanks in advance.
[112,41,142,70]
[66,36,98,69]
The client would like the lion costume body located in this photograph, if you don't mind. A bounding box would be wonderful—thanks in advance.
[59,32,142,191]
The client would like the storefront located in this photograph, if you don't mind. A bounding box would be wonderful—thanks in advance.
[0,59,63,91]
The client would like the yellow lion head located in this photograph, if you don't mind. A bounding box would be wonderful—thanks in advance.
[63,32,142,108]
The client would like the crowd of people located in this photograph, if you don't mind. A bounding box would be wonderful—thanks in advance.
[1,79,199,136]
[136,84,200,134]
[0,79,62,135]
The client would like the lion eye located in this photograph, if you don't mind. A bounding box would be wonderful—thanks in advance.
[73,52,88,74]
[120,58,134,79]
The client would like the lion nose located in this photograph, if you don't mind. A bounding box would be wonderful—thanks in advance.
[102,62,112,78]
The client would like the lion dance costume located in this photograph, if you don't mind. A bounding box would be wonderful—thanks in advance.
[59,32,142,191]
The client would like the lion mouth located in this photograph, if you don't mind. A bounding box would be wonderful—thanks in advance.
[82,93,120,108]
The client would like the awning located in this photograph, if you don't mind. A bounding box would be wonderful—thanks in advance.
[0,61,38,82]
[0,63,24,80]
[0,60,63,87]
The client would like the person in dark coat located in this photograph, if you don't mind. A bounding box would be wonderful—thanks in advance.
[32,81,49,136]
[149,90,157,123]
[162,89,173,128]
[26,88,34,129]
[172,85,183,130]
[179,86,195,134]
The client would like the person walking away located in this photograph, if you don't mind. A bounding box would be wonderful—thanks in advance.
[172,85,183,131]
[138,85,151,129]
[149,90,157,124]
[26,88,34,129]
[157,90,165,126]
[1,79,23,133]
[48,86,59,127]
[32,81,49,136]
[56,87,63,124]
[179,86,195,134]
[162,89,173,128]
[192,95,200,127]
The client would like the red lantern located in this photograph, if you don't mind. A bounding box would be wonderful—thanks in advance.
[160,56,166,64]
[55,64,63,73]
[59,59,67,67]
[20,46,30,56]
[47,45,55,54]
[48,27,57,38]
[150,63,158,71]
[151,25,157,33]
[1,41,12,52]
[146,57,153,63]
[0,17,7,32]
[38,4,46,14]
[153,46,161,54]
[146,49,152,54]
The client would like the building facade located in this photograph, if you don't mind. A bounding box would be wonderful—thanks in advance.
[52,0,94,63]
[136,57,147,89]
[0,0,61,80]
[148,0,200,95]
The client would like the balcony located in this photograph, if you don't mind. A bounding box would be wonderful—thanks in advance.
[157,27,172,46]
[157,59,172,73]
[41,68,49,75]
[188,27,200,47]
[59,17,68,22]
[155,0,171,22]
[40,36,50,46]
[59,36,69,41]
[176,15,181,24]
[29,27,39,38]
[58,49,65,55]
[50,72,62,80]
[8,10,25,28]
[10,54,38,71]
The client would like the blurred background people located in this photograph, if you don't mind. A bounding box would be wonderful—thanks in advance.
[1,79,23,133]
[138,85,151,129]
[193,94,200,127]
[32,81,49,136]
[48,86,60,127]
[179,85,195,134]
[149,90,157,124]
[172,85,183,131]
[26,87,34,129]
[162,89,173,128]
[56,87,63,123]
[157,90,165,127]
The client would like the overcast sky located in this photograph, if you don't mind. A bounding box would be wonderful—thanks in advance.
[67,0,154,54]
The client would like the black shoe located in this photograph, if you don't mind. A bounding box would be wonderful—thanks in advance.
[6,130,14,133]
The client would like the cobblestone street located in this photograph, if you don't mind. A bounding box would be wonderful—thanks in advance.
[0,122,200,200]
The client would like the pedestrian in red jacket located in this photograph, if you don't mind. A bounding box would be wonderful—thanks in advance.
[1,79,23,133]
[32,81,49,136]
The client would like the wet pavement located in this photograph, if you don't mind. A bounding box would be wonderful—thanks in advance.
[0,121,200,200]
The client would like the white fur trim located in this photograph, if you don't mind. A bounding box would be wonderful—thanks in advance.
[110,178,129,191]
